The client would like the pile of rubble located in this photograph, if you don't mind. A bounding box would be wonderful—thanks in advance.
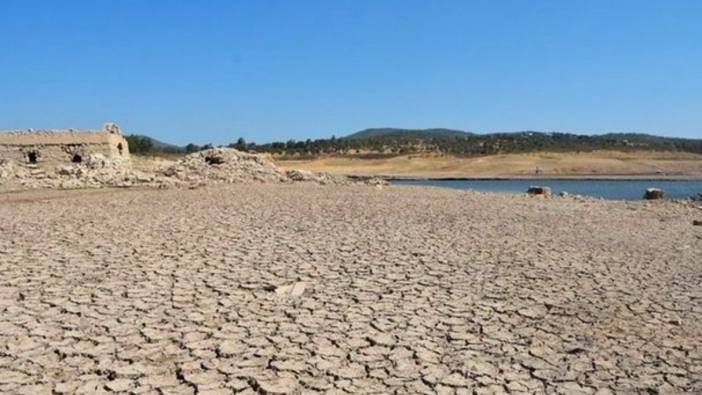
[160,148,288,185]
[159,148,385,187]
[0,148,386,190]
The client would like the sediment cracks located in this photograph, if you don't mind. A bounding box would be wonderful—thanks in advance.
[0,184,700,394]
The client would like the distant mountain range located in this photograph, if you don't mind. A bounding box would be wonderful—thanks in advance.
[344,128,698,144]
[126,128,702,157]
[344,128,474,140]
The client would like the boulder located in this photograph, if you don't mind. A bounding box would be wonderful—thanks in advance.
[643,188,664,200]
[527,186,552,197]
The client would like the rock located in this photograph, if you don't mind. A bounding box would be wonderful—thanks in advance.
[643,188,664,200]
[286,169,316,181]
[559,191,569,197]
[85,154,108,169]
[527,186,552,196]
[103,122,121,134]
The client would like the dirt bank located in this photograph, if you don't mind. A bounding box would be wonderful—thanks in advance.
[277,150,702,179]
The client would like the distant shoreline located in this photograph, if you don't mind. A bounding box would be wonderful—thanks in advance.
[386,175,702,201]
[384,175,702,182]
[277,150,702,181]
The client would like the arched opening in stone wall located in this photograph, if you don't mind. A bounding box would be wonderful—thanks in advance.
[27,151,38,164]
[117,143,123,155]
[72,154,83,163]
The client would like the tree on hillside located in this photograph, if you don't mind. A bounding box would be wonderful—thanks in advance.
[125,135,154,154]
[185,143,201,153]
[228,137,247,151]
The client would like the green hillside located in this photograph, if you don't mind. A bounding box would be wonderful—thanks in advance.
[249,129,702,157]
[125,134,185,154]
[126,128,702,158]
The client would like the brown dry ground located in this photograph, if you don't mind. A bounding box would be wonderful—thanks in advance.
[1,184,701,394]
[276,151,702,179]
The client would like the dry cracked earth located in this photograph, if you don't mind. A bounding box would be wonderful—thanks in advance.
[0,184,701,394]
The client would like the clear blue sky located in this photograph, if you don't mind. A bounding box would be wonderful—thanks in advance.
[1,1,700,145]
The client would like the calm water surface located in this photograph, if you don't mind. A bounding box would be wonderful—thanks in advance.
[392,179,702,200]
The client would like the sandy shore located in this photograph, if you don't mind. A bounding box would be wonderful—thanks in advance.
[277,151,702,179]
[1,184,701,394]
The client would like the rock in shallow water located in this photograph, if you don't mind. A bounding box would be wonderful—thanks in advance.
[527,186,552,196]
[643,188,665,200]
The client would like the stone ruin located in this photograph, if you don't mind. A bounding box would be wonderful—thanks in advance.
[0,123,141,189]
[0,125,385,190]
[0,123,129,167]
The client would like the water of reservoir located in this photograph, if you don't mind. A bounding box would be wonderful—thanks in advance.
[392,179,702,200]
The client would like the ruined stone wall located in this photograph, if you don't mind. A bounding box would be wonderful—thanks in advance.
[0,125,130,167]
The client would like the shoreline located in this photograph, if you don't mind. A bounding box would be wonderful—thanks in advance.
[275,150,702,180]
[386,176,702,201]
[384,175,702,182]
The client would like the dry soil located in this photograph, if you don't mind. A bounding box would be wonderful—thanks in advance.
[1,184,701,394]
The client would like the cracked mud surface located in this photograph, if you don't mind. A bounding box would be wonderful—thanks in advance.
[1,184,701,394]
